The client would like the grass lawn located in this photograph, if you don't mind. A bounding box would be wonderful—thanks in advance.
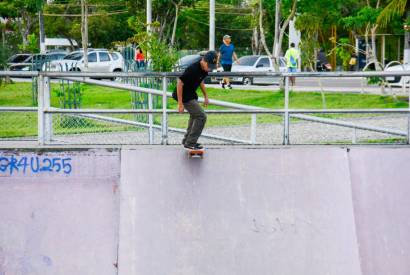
[0,82,408,138]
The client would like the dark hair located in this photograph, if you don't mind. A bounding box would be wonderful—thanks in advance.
[137,47,143,53]
[290,43,295,48]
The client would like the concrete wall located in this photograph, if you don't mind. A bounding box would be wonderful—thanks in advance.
[0,149,120,275]
[0,147,409,275]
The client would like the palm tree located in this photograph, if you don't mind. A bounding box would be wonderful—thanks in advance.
[377,0,409,64]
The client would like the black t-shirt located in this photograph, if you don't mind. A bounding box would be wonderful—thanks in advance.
[173,61,208,103]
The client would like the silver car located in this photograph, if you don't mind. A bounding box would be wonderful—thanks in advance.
[228,55,287,85]
[384,63,410,87]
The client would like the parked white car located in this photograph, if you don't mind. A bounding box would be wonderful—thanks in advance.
[48,49,124,73]
[384,63,410,87]
[228,55,287,85]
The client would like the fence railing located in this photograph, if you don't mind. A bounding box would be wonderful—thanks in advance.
[1,70,410,145]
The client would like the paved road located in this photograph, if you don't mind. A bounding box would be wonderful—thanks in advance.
[209,77,408,94]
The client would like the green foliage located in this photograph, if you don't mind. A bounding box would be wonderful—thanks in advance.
[341,6,382,33]
[335,38,352,70]
[132,24,178,72]
[18,33,39,53]
[377,0,408,27]
[295,13,322,70]
[53,83,82,109]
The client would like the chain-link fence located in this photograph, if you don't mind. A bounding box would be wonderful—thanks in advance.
[0,109,38,141]
[1,70,410,146]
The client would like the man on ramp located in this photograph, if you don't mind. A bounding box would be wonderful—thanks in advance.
[172,51,217,150]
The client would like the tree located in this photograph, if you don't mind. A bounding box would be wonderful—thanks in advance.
[341,1,387,70]
[377,0,410,64]
[295,13,322,71]
[0,0,42,49]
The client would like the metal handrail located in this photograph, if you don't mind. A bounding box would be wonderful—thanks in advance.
[1,70,409,145]
[1,70,410,78]
[45,108,410,115]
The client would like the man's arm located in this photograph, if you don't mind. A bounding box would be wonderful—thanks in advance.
[233,52,239,63]
[177,79,184,113]
[199,82,209,107]
[217,52,221,66]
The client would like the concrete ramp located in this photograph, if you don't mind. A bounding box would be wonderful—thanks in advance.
[1,147,410,275]
[0,149,120,275]
[118,148,361,275]
[349,148,410,275]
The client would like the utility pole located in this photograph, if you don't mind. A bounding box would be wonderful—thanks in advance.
[0,18,5,49]
[147,0,152,33]
[404,11,410,65]
[209,0,215,50]
[81,0,88,69]
[39,9,46,54]
[273,0,280,57]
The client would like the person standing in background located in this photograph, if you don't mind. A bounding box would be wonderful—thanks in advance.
[135,47,145,69]
[217,34,239,90]
[284,42,300,86]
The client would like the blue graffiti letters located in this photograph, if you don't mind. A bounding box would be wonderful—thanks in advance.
[0,155,72,175]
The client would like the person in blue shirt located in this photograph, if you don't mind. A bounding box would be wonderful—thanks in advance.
[217,34,239,89]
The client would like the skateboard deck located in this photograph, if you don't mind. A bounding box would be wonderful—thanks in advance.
[186,148,205,158]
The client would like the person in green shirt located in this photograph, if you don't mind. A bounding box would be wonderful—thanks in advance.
[284,42,300,86]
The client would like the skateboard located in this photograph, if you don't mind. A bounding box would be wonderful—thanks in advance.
[186,148,205,159]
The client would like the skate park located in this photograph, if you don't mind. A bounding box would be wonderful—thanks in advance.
[1,68,410,274]
[2,0,410,272]
[1,145,410,275]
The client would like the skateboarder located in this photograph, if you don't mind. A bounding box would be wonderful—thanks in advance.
[172,51,217,150]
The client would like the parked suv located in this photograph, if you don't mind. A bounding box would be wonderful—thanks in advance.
[49,49,124,73]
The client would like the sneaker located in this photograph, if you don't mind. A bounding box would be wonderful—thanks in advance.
[184,144,196,150]
[184,144,203,150]
[195,143,204,149]
[227,84,232,89]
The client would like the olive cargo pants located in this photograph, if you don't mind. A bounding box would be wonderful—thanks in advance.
[182,99,207,146]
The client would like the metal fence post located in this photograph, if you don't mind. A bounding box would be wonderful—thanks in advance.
[148,88,154,144]
[44,76,52,143]
[37,75,45,145]
[250,114,257,144]
[161,76,168,145]
[283,76,290,145]
[408,84,410,144]
[407,113,410,145]
[352,128,357,144]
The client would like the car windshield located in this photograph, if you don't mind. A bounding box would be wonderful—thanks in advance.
[64,52,83,60]
[48,54,67,61]
[236,56,259,66]
[179,55,200,66]
[8,55,31,63]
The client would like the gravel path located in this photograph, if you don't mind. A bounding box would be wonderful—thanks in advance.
[35,114,407,145]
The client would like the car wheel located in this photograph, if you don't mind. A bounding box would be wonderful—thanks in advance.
[112,69,122,81]
[243,77,252,86]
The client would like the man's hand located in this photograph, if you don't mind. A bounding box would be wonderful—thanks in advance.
[178,103,184,113]
[203,96,209,108]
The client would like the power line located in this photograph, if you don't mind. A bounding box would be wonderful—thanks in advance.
[184,15,253,31]
[47,3,126,7]
[44,10,129,17]
[192,8,252,15]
